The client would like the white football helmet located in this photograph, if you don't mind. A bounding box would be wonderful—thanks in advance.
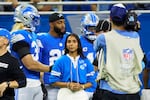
[13,4,40,32]
[80,13,99,41]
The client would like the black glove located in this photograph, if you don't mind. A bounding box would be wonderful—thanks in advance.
[41,83,48,100]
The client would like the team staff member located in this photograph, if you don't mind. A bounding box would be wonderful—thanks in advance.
[0,28,26,100]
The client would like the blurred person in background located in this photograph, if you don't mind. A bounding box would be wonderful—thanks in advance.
[4,0,58,12]
[31,0,59,11]
[134,3,150,10]
[0,0,18,11]
[63,0,97,11]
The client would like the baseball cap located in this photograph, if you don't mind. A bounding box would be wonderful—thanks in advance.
[110,3,127,22]
[0,28,11,42]
[49,13,64,22]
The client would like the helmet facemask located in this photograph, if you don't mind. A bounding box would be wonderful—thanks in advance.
[80,13,99,41]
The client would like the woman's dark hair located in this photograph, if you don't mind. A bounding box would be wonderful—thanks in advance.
[64,33,85,59]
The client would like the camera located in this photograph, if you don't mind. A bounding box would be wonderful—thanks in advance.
[124,11,140,31]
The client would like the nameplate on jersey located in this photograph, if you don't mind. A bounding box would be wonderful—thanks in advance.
[11,34,25,43]
[0,62,8,68]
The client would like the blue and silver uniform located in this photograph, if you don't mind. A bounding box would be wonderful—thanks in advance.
[80,35,97,93]
[11,29,40,79]
[80,35,96,63]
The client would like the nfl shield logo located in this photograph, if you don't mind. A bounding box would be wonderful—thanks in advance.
[122,48,133,60]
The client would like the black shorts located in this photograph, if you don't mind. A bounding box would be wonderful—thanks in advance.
[0,96,14,100]
[93,89,140,100]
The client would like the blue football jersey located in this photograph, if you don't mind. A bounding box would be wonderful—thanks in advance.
[80,35,96,63]
[37,32,69,84]
[49,55,95,88]
[80,35,97,92]
[10,29,40,79]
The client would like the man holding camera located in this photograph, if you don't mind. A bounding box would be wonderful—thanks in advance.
[93,3,144,100]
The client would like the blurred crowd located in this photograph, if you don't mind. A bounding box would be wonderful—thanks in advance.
[0,0,150,12]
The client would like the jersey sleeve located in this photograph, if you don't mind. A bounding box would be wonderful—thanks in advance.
[49,58,62,84]
[94,34,106,52]
[11,31,31,58]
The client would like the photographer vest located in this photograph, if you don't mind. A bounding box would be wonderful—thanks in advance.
[98,30,144,93]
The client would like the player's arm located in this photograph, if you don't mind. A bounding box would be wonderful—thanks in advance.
[21,54,50,72]
[12,41,50,72]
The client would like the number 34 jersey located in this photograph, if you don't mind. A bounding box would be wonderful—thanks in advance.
[80,35,96,63]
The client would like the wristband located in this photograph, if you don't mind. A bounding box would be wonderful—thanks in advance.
[49,66,53,72]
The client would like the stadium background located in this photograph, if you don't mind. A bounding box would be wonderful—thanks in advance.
[0,13,149,53]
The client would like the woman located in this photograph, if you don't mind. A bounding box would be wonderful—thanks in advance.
[49,33,95,100]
